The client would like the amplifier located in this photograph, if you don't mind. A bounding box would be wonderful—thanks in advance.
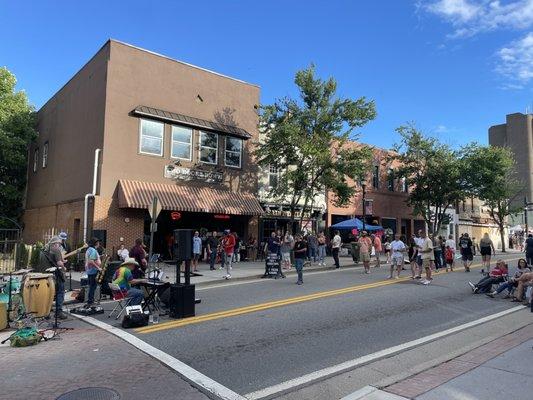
[168,283,195,319]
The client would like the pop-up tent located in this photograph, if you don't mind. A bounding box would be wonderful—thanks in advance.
[330,218,382,231]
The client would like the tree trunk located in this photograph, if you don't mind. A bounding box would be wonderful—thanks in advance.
[499,222,506,253]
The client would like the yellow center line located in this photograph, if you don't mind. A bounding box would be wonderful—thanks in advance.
[136,257,519,334]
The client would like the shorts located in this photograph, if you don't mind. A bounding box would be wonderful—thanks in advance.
[462,254,473,262]
[480,247,491,256]
[281,252,291,262]
[416,255,422,266]
[392,256,404,266]
[361,252,371,263]
[193,253,200,261]
[422,258,431,268]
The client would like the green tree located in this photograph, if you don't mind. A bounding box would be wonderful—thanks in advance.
[464,145,523,252]
[0,67,36,225]
[256,66,376,230]
[391,124,466,235]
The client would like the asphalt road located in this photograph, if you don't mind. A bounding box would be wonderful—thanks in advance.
[100,254,524,396]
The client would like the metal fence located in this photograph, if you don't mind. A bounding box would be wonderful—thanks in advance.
[0,229,22,273]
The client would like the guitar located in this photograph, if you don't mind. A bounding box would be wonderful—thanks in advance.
[46,244,88,280]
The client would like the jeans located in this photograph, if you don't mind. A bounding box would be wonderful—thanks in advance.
[127,288,144,306]
[87,273,97,304]
[434,250,443,269]
[308,247,317,262]
[318,245,326,263]
[56,279,65,310]
[295,258,304,282]
[476,276,504,293]
[332,247,340,268]
[225,253,233,276]
[496,281,514,294]
[527,252,533,266]
[209,251,216,269]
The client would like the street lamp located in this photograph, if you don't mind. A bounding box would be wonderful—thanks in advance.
[360,179,367,231]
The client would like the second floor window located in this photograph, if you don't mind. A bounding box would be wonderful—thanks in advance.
[387,168,394,191]
[139,119,164,156]
[171,125,192,160]
[372,165,379,189]
[225,137,242,168]
[199,131,218,164]
[42,142,48,168]
[401,177,408,193]
[269,165,279,189]
[33,148,39,172]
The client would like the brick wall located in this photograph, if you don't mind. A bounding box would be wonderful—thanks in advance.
[93,195,145,250]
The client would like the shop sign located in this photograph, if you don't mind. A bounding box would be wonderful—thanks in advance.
[214,214,230,220]
[165,165,223,183]
[170,211,182,221]
[263,208,314,219]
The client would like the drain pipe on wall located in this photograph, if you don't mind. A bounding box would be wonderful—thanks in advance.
[83,148,101,243]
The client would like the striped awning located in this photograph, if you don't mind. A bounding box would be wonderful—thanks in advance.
[117,180,263,216]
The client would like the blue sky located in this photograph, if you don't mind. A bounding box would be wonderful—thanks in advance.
[1,0,532,149]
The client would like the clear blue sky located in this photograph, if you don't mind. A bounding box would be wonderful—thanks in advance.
[1,0,531,149]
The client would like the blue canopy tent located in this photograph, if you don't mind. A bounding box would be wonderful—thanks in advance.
[330,218,382,232]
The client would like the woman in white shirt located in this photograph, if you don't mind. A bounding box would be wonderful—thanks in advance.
[117,244,129,261]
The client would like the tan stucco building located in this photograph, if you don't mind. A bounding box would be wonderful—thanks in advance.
[23,40,263,254]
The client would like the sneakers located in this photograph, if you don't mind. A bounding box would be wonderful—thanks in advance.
[486,292,496,298]
[421,279,432,285]
[296,280,303,285]
[414,275,422,280]
[223,274,231,280]
[468,282,476,292]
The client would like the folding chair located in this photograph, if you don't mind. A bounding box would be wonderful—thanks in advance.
[108,283,133,320]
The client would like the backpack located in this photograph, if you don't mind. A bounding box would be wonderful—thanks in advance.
[445,248,454,263]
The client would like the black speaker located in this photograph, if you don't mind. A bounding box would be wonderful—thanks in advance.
[174,229,193,261]
[168,283,196,318]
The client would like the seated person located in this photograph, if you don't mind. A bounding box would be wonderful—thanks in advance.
[511,271,533,303]
[112,258,147,305]
[468,260,508,294]
[487,258,531,298]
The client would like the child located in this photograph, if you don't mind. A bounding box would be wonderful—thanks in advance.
[445,245,454,272]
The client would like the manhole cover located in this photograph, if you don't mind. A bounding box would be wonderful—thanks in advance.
[56,387,120,400]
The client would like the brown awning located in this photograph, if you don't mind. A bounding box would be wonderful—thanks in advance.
[118,180,263,216]
[132,105,252,140]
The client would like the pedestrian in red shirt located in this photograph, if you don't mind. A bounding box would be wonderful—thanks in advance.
[221,229,235,280]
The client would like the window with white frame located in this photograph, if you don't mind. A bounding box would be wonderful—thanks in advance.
[139,119,164,156]
[269,165,279,188]
[171,125,192,160]
[225,137,242,167]
[199,131,218,164]
[33,148,39,173]
[42,142,48,168]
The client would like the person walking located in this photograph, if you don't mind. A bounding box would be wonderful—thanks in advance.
[433,235,443,271]
[390,234,406,279]
[445,234,456,271]
[408,236,418,279]
[192,231,202,272]
[358,231,373,274]
[384,237,392,264]
[372,234,382,268]
[207,231,219,271]
[459,233,474,272]
[418,231,433,285]
[294,234,307,285]
[525,234,533,266]
[317,232,327,266]
[331,230,342,269]
[281,232,293,270]
[479,233,496,272]
[221,229,235,279]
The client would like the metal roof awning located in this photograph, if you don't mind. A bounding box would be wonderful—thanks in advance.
[117,180,263,216]
[132,105,252,140]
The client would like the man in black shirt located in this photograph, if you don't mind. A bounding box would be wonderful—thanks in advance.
[207,231,219,271]
[294,234,307,285]
[459,233,473,272]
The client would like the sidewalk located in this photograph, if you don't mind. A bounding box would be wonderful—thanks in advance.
[0,318,210,400]
[345,322,533,400]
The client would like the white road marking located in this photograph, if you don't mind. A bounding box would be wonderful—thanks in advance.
[70,313,246,400]
[244,305,526,400]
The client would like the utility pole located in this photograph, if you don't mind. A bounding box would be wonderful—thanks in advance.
[360,179,367,231]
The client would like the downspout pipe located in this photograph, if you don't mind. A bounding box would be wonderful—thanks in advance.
[83,148,101,243]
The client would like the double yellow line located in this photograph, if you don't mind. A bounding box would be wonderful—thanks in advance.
[135,257,520,334]
[136,276,411,334]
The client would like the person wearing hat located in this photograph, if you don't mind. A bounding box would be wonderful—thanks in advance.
[112,258,147,305]
[85,237,102,307]
[46,236,68,319]
[58,231,70,254]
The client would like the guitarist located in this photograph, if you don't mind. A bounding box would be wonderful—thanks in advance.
[45,236,68,319]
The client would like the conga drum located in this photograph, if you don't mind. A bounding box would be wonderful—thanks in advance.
[0,302,7,330]
[23,273,55,317]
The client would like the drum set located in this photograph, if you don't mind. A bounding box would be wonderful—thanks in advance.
[0,269,56,329]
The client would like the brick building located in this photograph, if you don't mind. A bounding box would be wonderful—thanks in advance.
[327,144,425,237]
[23,40,263,254]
